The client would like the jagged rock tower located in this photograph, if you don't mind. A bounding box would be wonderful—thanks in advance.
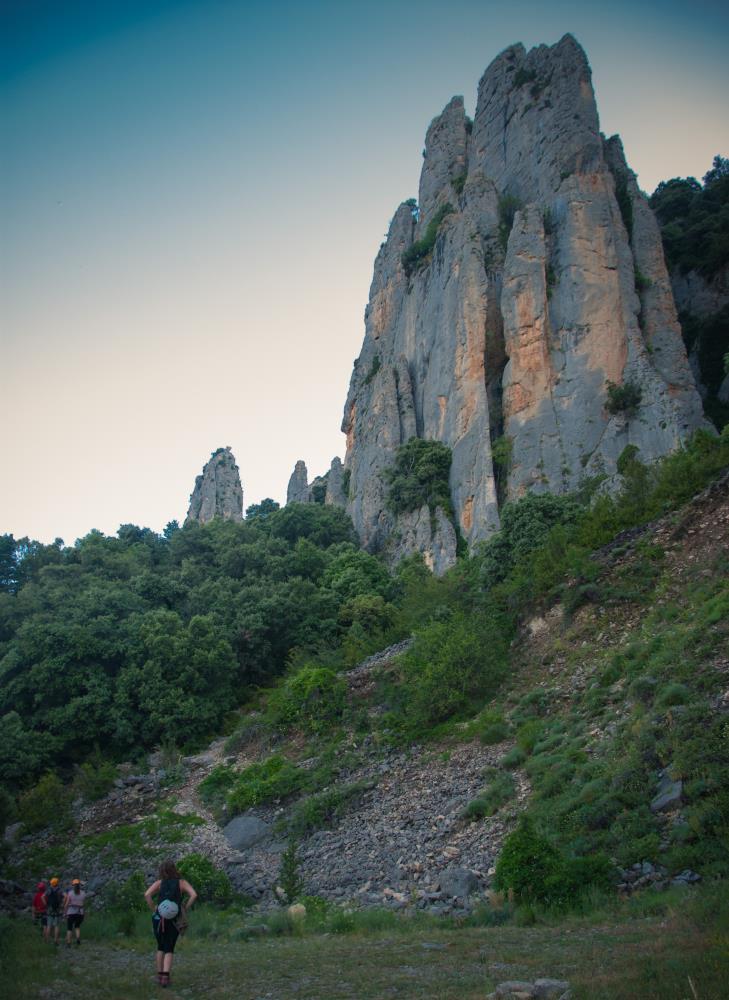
[338,34,706,572]
[186,447,244,524]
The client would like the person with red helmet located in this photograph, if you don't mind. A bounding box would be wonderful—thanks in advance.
[32,881,48,940]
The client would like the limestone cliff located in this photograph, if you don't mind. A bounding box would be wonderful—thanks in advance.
[186,447,244,525]
[340,34,706,571]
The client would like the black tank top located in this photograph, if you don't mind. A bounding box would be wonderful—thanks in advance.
[159,878,182,905]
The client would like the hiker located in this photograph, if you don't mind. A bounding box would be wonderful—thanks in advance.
[63,878,86,947]
[32,881,48,939]
[45,877,63,944]
[144,859,197,989]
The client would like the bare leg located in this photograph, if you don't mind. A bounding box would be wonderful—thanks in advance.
[156,950,164,973]
[163,954,173,974]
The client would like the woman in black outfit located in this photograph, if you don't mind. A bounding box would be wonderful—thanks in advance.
[144,859,198,988]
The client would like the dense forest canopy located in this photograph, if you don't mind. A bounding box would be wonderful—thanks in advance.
[649,154,729,277]
[0,504,395,788]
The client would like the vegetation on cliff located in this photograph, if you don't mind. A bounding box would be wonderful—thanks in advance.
[383,438,453,517]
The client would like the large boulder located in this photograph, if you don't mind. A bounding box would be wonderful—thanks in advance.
[223,813,271,851]
[438,865,480,900]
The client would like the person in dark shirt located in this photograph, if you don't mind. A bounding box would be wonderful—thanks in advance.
[144,859,197,988]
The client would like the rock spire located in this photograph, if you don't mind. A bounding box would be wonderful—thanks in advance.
[338,34,707,572]
[186,447,244,525]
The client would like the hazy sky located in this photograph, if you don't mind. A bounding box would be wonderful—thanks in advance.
[2,0,728,544]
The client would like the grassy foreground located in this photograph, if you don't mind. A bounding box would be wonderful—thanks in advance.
[2,886,728,999]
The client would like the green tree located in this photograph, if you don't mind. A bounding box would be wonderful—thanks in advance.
[245,498,280,521]
[384,438,453,516]
[113,611,236,747]
[321,546,393,603]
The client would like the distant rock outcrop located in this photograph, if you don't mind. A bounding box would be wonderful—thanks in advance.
[286,457,348,508]
[287,460,310,504]
[186,447,243,524]
[337,34,707,572]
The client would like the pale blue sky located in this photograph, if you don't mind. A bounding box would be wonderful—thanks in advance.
[2,0,728,542]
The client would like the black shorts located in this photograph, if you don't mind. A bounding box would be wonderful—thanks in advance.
[152,914,179,954]
[67,913,84,930]
[35,914,48,927]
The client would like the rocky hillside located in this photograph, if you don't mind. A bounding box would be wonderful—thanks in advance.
[6,465,726,919]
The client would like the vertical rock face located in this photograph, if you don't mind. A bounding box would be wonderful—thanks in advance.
[287,460,310,504]
[341,34,706,570]
[186,447,243,525]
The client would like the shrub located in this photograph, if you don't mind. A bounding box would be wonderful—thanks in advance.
[227,755,302,812]
[198,764,237,811]
[178,853,233,905]
[463,773,516,819]
[384,438,453,517]
[493,818,564,903]
[606,379,643,415]
[629,676,658,705]
[655,682,691,709]
[516,720,545,755]
[501,746,527,769]
[634,267,652,292]
[498,194,522,250]
[401,203,454,275]
[396,608,510,729]
[452,172,467,196]
[73,758,118,802]
[113,871,148,914]
[363,355,381,386]
[278,841,304,904]
[286,782,370,837]
[267,665,346,735]
[477,492,581,587]
[18,773,71,834]
[480,720,510,744]
[563,853,615,897]
[512,67,537,88]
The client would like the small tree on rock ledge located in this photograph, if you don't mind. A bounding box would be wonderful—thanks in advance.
[605,379,642,416]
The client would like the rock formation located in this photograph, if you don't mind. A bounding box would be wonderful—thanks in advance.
[286,460,310,504]
[338,34,707,571]
[286,457,348,508]
[186,447,244,525]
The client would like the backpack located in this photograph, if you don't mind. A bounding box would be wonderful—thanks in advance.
[46,888,62,915]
